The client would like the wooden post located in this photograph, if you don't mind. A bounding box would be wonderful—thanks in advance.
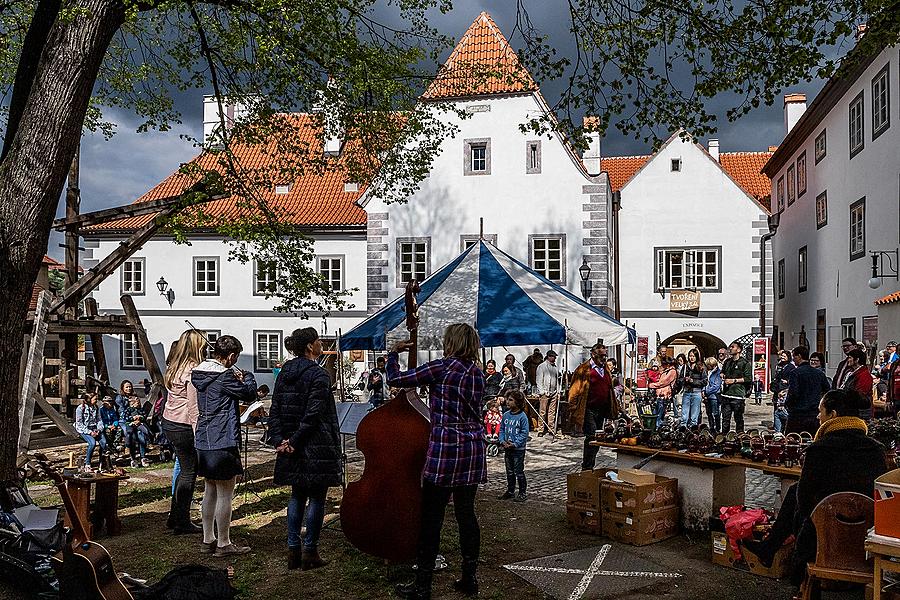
[18,292,51,453]
[120,295,164,403]
[62,147,81,415]
[83,298,110,384]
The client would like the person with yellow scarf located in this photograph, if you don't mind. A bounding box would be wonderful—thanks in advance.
[743,389,889,583]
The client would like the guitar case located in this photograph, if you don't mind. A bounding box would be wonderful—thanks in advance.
[133,565,236,600]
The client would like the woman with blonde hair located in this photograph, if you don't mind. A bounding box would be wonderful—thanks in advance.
[162,329,207,534]
[388,323,486,600]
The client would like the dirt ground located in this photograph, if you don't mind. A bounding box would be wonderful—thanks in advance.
[1,452,858,600]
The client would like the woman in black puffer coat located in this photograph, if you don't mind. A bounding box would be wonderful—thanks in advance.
[267,327,341,571]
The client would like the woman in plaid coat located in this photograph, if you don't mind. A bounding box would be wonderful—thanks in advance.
[388,323,486,600]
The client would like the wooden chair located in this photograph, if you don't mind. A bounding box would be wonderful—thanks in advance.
[800,492,874,600]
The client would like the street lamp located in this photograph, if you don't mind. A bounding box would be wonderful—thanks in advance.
[579,257,592,301]
[157,276,175,307]
[868,249,899,289]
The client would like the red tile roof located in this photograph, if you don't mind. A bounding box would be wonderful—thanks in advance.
[87,114,367,232]
[28,285,44,312]
[875,291,900,306]
[422,12,537,100]
[601,150,774,208]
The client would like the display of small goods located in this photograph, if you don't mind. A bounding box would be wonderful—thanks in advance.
[868,418,900,467]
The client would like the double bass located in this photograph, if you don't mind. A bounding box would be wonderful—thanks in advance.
[340,279,431,561]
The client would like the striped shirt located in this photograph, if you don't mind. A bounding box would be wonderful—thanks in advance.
[386,352,487,487]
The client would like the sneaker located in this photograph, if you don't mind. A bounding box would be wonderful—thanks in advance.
[130,459,139,468]
[513,493,527,503]
[200,539,217,554]
[537,432,546,437]
[497,491,514,500]
[214,543,252,557]
[141,458,150,467]
[82,465,94,473]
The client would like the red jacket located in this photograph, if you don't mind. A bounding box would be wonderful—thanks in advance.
[841,367,873,405]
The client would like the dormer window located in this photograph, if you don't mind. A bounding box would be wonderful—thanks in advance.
[274,184,291,194]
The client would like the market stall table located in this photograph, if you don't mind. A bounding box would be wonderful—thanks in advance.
[866,532,900,600]
[589,441,801,529]
[62,472,129,537]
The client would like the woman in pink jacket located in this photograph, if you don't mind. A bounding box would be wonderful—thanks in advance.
[650,356,677,427]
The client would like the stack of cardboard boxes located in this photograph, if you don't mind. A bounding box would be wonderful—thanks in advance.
[566,468,680,546]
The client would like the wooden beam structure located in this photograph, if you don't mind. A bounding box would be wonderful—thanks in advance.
[83,298,110,384]
[47,321,136,335]
[120,294,165,403]
[18,292,51,454]
[51,191,227,231]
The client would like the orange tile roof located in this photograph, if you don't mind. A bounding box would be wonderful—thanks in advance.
[28,285,44,312]
[875,291,900,306]
[601,150,774,208]
[422,12,537,100]
[87,114,367,232]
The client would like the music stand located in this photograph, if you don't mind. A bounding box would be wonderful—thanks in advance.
[238,400,266,501]
[335,402,372,489]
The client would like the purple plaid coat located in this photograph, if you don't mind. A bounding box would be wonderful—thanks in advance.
[386,352,487,487]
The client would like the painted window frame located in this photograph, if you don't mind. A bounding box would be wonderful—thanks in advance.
[654,246,723,293]
[204,330,221,359]
[121,257,146,296]
[460,234,497,251]
[120,333,145,370]
[395,237,431,287]
[529,234,567,285]
[849,90,865,159]
[796,151,807,197]
[814,129,827,164]
[815,191,828,229]
[193,256,220,296]
[849,197,866,261]
[670,158,682,172]
[799,246,808,293]
[253,330,282,373]
[526,140,542,174]
[317,255,345,292]
[777,258,785,300]
[787,164,796,206]
[872,63,890,140]
[841,317,857,343]
[253,259,278,296]
[463,138,491,175]
[776,176,785,212]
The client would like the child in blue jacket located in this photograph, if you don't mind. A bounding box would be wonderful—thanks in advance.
[498,390,529,502]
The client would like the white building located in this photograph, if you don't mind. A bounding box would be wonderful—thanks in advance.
[83,11,618,385]
[606,134,774,357]
[764,43,900,373]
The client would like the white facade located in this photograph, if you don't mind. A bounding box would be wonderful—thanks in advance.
[616,135,772,356]
[83,232,368,389]
[767,44,900,372]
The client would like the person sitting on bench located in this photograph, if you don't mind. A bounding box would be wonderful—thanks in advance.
[743,389,889,582]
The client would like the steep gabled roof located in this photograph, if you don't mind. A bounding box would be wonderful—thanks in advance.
[86,114,367,233]
[422,12,537,100]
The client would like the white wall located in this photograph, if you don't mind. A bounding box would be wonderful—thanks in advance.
[771,45,900,369]
[617,137,767,347]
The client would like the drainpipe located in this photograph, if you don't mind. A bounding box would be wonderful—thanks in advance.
[759,212,781,336]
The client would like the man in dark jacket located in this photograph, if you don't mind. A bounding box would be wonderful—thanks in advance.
[522,349,543,394]
[786,345,831,434]
[720,341,752,432]
[367,356,388,407]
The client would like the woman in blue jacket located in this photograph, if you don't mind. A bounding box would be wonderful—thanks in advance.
[192,335,257,558]
[702,357,722,433]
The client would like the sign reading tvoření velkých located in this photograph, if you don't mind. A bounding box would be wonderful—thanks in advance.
[669,290,700,312]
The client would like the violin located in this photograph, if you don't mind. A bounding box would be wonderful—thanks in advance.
[340,279,431,561]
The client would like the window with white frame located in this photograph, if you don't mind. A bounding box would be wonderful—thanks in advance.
[655,247,721,292]
[460,234,497,251]
[797,152,807,197]
[204,330,220,359]
[526,141,541,174]
[397,238,429,285]
[849,91,865,157]
[463,138,490,175]
[121,258,145,295]
[799,246,808,293]
[317,256,343,291]
[193,257,219,295]
[841,318,857,342]
[776,176,785,212]
[816,191,828,229]
[253,260,277,295]
[777,259,785,299]
[872,64,890,139]
[815,129,827,163]
[530,235,565,283]
[121,333,144,369]
[274,184,291,195]
[254,331,282,372]
[787,164,796,206]
[850,197,866,260]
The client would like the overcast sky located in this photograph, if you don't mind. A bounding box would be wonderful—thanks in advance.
[48,0,826,258]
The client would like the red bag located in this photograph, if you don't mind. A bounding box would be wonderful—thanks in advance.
[722,506,769,558]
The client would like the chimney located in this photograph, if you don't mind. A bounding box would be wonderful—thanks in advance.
[314,79,344,157]
[582,115,602,176]
[783,93,807,136]
[708,139,720,162]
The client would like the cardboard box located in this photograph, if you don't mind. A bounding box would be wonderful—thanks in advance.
[567,502,602,534]
[711,531,740,568]
[602,505,679,546]
[711,531,794,579]
[567,470,603,508]
[618,468,657,486]
[875,469,900,539]
[601,471,678,515]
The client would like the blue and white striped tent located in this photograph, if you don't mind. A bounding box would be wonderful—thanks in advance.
[339,240,635,352]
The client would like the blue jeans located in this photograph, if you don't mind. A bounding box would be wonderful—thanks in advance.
[123,424,149,459]
[287,485,327,550]
[172,457,181,495]
[80,432,107,466]
[656,396,670,427]
[704,394,721,433]
[504,447,526,494]
[681,391,702,426]
[774,408,789,433]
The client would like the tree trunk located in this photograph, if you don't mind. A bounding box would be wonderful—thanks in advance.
[0,0,124,478]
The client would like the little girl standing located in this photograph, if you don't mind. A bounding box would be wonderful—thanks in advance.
[483,399,502,440]
[498,390,529,502]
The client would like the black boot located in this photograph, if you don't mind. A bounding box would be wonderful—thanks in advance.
[287,548,302,570]
[742,538,776,568]
[395,568,432,600]
[453,559,479,596]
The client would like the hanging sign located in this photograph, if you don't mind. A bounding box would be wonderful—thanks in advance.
[752,337,769,394]
[669,290,701,312]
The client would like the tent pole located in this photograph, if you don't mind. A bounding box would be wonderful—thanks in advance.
[337,328,345,402]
